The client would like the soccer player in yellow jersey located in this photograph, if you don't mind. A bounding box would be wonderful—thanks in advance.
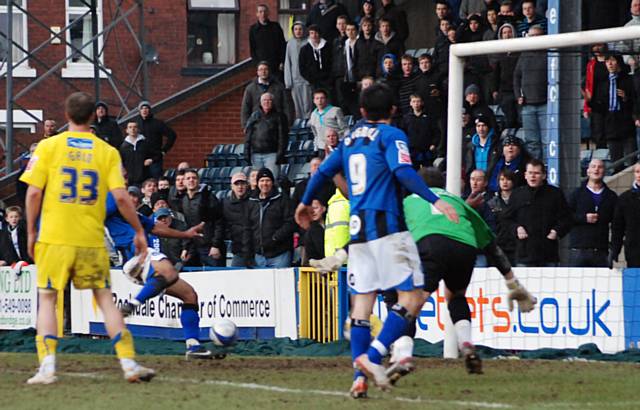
[20,92,155,384]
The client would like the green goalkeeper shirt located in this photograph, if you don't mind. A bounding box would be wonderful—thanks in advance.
[403,187,495,250]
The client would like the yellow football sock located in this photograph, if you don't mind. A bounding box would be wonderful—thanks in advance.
[36,335,58,363]
[112,329,136,360]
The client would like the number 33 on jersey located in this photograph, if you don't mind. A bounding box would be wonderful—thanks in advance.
[20,132,126,248]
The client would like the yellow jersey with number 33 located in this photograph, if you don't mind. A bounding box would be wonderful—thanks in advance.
[19,131,125,247]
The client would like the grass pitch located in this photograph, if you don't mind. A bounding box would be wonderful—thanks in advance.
[1,352,639,409]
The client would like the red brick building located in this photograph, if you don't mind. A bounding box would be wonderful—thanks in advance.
[0,0,431,170]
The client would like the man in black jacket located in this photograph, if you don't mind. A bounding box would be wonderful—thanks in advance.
[153,207,190,268]
[505,159,573,267]
[610,162,640,268]
[180,169,224,267]
[376,0,409,44]
[299,24,333,94]
[354,17,383,81]
[218,172,254,267]
[137,101,177,178]
[244,93,288,179]
[94,101,123,149]
[248,168,295,268]
[119,121,152,186]
[568,159,618,267]
[249,4,286,77]
[587,52,638,167]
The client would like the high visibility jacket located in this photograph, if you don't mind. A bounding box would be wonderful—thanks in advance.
[324,189,350,257]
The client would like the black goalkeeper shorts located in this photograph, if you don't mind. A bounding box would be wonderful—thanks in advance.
[417,234,478,293]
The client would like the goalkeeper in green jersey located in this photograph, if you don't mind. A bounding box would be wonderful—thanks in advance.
[311,167,537,379]
[388,167,536,378]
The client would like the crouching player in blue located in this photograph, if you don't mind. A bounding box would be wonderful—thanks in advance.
[295,83,459,398]
[105,192,213,359]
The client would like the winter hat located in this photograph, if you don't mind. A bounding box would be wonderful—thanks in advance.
[502,135,523,147]
[138,100,151,111]
[474,114,489,126]
[465,84,480,96]
[256,167,275,182]
[95,101,108,110]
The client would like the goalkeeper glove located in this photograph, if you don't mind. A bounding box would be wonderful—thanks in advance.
[505,278,537,313]
[309,248,348,273]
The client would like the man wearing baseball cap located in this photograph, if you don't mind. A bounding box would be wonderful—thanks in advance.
[136,100,177,179]
[219,172,254,267]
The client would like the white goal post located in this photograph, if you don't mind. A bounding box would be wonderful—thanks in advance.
[445,25,640,196]
[442,25,640,359]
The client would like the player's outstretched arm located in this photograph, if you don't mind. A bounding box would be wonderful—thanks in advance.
[152,221,204,239]
[111,187,148,258]
[24,185,44,260]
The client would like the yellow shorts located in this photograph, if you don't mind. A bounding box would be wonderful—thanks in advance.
[35,242,111,290]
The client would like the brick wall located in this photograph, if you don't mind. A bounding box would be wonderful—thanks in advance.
[0,0,279,162]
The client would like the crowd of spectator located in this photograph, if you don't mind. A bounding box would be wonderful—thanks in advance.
[7,1,640,271]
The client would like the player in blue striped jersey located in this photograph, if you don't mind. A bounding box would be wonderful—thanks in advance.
[295,83,459,397]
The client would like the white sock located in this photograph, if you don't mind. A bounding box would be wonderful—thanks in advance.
[390,336,414,362]
[185,338,200,348]
[41,354,56,374]
[120,358,137,371]
[454,319,472,352]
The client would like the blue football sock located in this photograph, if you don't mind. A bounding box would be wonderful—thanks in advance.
[367,308,409,364]
[180,304,200,341]
[134,275,169,304]
[350,320,370,380]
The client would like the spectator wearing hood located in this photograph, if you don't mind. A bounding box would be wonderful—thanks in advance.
[241,61,291,128]
[136,100,177,179]
[354,17,383,80]
[249,4,286,77]
[247,168,295,268]
[299,24,334,94]
[490,23,520,128]
[306,0,350,45]
[464,114,499,177]
[375,17,404,61]
[119,120,152,186]
[487,135,530,192]
[93,101,123,149]
[375,0,409,44]
[285,21,313,120]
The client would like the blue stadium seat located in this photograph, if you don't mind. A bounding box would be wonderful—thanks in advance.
[291,118,305,130]
[229,166,243,178]
[344,115,355,127]
[242,165,253,176]
[296,140,315,163]
[163,168,176,182]
[593,148,610,161]
[279,163,290,178]
[405,49,416,57]
[197,168,207,179]
[293,162,312,183]
[298,128,314,141]
[287,163,303,181]
[415,48,429,57]
[286,141,301,164]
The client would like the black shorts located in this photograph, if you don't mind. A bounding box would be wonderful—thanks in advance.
[417,234,477,293]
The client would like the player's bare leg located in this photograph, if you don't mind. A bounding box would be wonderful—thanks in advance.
[27,290,59,384]
[165,277,213,360]
[93,288,155,382]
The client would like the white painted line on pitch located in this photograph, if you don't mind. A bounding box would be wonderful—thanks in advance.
[55,371,512,409]
[10,370,635,409]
